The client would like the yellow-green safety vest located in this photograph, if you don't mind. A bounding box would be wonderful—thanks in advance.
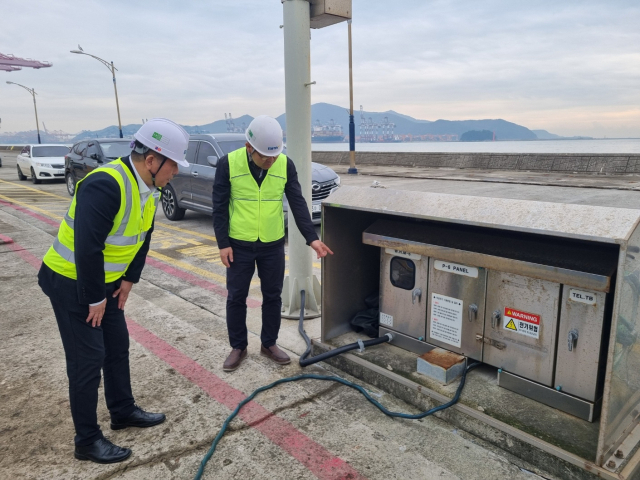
[228,147,287,243]
[43,158,158,282]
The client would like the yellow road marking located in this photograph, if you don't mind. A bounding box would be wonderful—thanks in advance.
[148,250,260,286]
[151,229,203,249]
[0,193,65,220]
[0,182,324,269]
[0,179,70,200]
[0,192,261,287]
[0,189,319,278]
[0,179,218,241]
[177,244,221,263]
[156,221,218,241]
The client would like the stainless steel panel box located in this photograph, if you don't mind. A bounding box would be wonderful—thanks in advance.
[379,248,429,339]
[426,258,487,361]
[483,271,561,387]
[556,289,609,401]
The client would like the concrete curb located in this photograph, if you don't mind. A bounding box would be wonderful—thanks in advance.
[311,341,604,480]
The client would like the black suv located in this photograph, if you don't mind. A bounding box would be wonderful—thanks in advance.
[65,138,133,195]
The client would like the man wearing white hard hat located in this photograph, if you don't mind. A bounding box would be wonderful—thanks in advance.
[212,115,333,372]
[38,118,189,464]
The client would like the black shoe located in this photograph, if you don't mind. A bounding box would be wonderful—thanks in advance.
[110,404,166,430]
[74,437,132,464]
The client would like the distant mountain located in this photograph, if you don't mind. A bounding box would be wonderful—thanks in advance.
[2,102,546,144]
[69,115,255,142]
[532,129,562,140]
[277,103,537,140]
[532,129,594,141]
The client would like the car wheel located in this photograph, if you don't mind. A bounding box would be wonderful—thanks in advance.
[17,165,27,181]
[66,173,76,196]
[30,167,42,184]
[162,185,186,221]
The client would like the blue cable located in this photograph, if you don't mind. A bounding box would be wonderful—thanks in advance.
[193,364,479,480]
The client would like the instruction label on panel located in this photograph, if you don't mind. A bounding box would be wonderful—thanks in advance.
[430,293,463,347]
[569,289,597,305]
[379,312,393,327]
[385,248,421,260]
[504,307,540,339]
[434,260,478,278]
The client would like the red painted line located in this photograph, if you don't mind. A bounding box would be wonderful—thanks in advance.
[0,199,60,228]
[0,233,42,269]
[0,199,260,308]
[5,235,366,480]
[145,257,261,308]
[126,317,367,480]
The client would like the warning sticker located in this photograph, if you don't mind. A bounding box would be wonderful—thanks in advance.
[503,307,540,339]
[430,293,463,348]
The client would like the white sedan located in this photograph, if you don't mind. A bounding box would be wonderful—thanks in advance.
[16,144,70,184]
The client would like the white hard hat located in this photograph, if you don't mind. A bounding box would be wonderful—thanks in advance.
[133,118,189,167]
[245,115,284,157]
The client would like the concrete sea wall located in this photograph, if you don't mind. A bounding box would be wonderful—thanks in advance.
[312,151,640,175]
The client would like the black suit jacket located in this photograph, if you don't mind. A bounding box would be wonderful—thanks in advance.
[38,156,154,305]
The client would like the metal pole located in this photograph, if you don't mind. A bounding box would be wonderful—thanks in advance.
[111,61,123,138]
[281,0,321,319]
[347,19,357,174]
[32,90,41,144]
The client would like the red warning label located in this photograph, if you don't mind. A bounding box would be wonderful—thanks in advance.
[505,308,540,325]
[504,307,540,339]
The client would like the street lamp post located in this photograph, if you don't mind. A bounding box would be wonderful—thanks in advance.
[6,81,41,144]
[281,0,352,318]
[347,19,357,174]
[70,49,123,138]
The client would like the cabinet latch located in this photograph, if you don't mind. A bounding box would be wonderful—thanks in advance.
[476,334,506,350]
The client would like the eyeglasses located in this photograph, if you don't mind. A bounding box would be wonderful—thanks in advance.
[252,149,277,162]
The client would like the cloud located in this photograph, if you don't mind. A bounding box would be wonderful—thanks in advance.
[1,0,639,137]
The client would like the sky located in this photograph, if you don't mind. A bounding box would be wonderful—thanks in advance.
[1,0,639,138]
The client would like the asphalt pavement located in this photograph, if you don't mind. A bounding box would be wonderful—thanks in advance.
[1,150,561,480]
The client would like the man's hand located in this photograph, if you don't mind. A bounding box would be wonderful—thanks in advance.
[220,247,234,268]
[113,280,134,310]
[86,299,106,327]
[310,240,334,259]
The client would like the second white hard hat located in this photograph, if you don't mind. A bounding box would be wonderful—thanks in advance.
[134,118,190,167]
[245,115,284,157]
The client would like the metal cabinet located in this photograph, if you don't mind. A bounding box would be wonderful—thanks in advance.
[426,259,486,361]
[483,271,561,386]
[379,248,429,339]
[555,289,607,401]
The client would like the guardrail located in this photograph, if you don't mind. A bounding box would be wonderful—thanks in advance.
[312,151,640,175]
[0,146,23,151]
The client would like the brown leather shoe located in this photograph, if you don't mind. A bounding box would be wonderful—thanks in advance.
[223,348,247,372]
[260,344,291,365]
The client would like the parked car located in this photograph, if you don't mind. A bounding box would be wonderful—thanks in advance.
[161,133,341,224]
[16,144,70,184]
[64,138,133,195]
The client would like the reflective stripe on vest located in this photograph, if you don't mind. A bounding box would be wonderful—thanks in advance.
[43,158,157,282]
[228,147,287,243]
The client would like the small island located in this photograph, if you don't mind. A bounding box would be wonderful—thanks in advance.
[460,130,495,142]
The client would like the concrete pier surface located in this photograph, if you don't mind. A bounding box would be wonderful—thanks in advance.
[6,148,638,479]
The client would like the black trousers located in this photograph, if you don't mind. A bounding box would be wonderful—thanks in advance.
[226,243,285,350]
[50,281,136,446]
